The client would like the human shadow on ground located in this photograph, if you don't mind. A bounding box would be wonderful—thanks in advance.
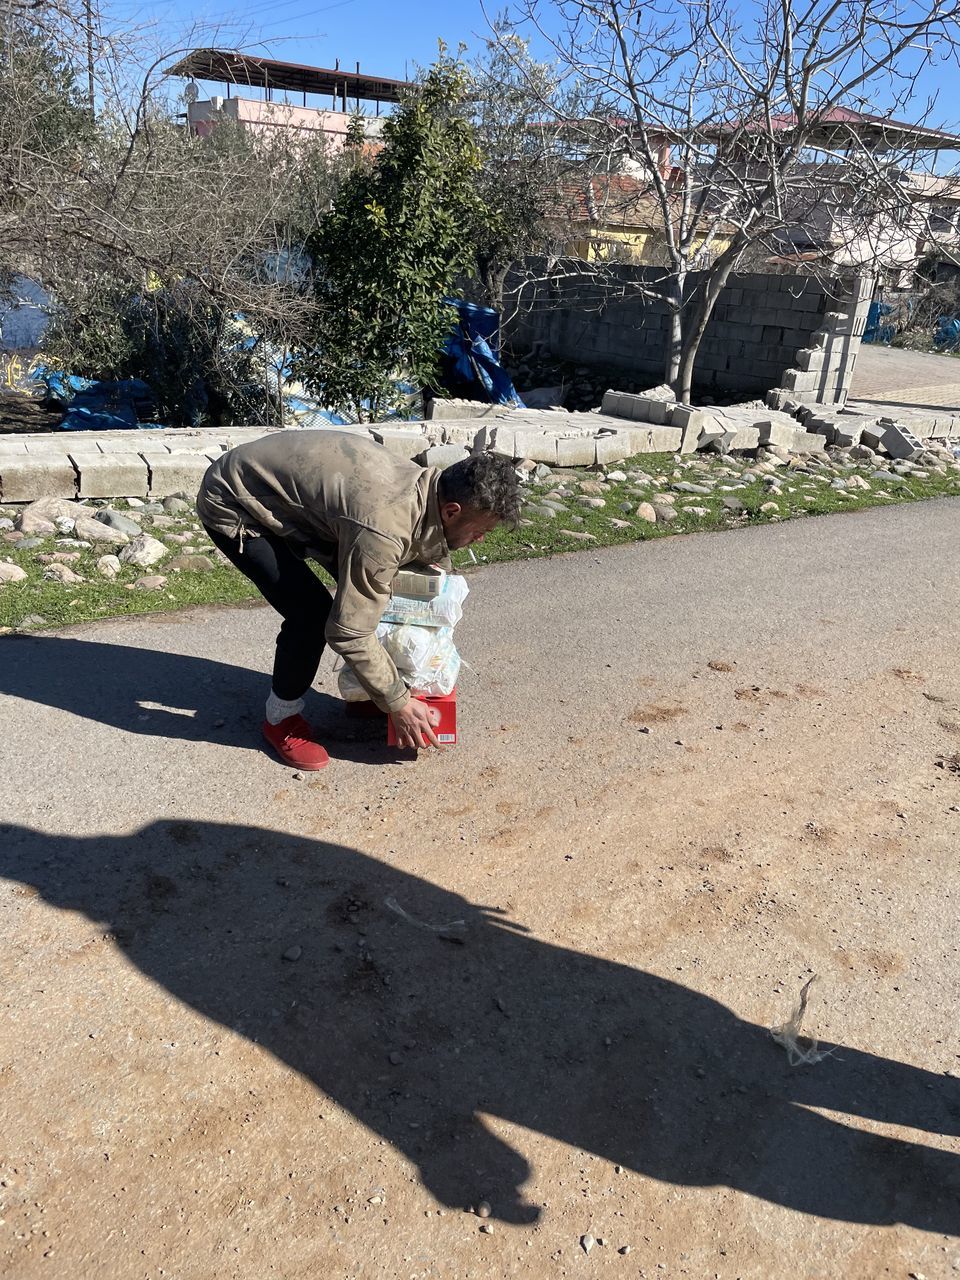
[3,819,958,1232]
[0,634,393,763]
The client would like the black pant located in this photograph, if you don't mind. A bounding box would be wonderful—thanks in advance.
[206,527,333,701]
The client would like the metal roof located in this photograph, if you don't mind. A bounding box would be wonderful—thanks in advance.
[166,49,411,103]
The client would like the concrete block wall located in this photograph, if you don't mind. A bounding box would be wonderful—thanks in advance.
[766,275,873,408]
[508,260,869,402]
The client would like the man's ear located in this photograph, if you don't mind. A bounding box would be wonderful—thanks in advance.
[440,501,463,522]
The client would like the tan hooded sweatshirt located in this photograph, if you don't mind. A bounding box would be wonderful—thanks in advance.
[196,430,450,713]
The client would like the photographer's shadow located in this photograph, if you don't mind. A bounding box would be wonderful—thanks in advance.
[3,819,958,1232]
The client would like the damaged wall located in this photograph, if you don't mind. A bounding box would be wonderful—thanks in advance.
[507,261,869,404]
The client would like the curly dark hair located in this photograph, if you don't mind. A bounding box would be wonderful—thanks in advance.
[438,452,521,526]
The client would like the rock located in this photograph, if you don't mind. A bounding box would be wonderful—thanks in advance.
[479,1223,494,1235]
[126,496,145,507]
[388,1050,403,1065]
[54,516,76,535]
[120,534,168,567]
[608,518,632,529]
[0,562,28,584]
[606,470,627,482]
[2,531,23,544]
[685,506,710,517]
[16,497,90,535]
[97,554,122,580]
[74,516,129,546]
[16,537,44,550]
[42,562,84,584]
[846,475,871,491]
[282,945,303,962]
[96,508,142,536]
[166,554,215,573]
[559,529,597,541]
[674,481,712,494]
[147,513,177,530]
[131,574,167,591]
[476,1201,492,1218]
[162,496,191,516]
[760,501,779,513]
[653,505,677,522]
[577,496,606,509]
[618,1245,632,1255]
[830,478,847,490]
[871,470,905,483]
[0,518,13,532]
[36,552,80,564]
[722,497,746,513]
[635,502,657,523]
[19,614,47,628]
[578,480,609,496]
[55,538,91,550]
[581,1234,596,1255]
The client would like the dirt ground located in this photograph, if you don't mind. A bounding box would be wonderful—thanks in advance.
[1,503,959,1279]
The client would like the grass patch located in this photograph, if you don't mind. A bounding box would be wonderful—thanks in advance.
[2,450,959,632]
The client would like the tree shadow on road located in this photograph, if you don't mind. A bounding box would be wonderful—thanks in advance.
[0,634,393,763]
[2,819,958,1232]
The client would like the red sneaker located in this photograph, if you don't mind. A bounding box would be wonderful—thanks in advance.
[261,714,330,770]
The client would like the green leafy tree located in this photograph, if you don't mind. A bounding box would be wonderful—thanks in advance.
[297,51,488,422]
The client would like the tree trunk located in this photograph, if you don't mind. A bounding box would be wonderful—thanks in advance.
[676,257,740,404]
[664,270,685,389]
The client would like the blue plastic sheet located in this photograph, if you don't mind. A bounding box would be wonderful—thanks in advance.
[439,299,523,407]
[935,315,960,351]
[863,300,896,345]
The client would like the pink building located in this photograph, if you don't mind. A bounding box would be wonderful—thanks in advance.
[166,49,410,150]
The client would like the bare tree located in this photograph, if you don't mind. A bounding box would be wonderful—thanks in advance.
[1,2,340,420]
[496,0,960,401]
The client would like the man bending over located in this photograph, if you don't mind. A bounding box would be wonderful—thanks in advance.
[197,430,520,768]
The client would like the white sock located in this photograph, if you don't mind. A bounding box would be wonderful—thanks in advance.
[265,692,305,725]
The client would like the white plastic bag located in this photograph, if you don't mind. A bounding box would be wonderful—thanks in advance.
[381,574,469,629]
[337,623,461,701]
[379,622,460,696]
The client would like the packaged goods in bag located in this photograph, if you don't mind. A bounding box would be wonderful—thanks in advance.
[381,573,469,629]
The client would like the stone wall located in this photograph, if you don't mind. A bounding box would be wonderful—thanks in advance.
[507,261,870,404]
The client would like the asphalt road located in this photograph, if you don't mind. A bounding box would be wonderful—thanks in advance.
[2,500,959,1279]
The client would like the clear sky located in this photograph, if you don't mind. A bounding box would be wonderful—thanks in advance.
[111,0,960,130]
[114,0,494,83]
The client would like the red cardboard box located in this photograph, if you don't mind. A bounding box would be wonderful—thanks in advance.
[387,688,457,747]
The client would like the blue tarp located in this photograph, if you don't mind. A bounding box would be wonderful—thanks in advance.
[863,300,896,345]
[30,366,162,430]
[439,299,523,407]
[935,316,960,351]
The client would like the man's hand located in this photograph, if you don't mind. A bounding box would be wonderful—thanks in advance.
[391,699,443,750]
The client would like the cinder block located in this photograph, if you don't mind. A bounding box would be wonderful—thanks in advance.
[513,430,560,464]
[670,405,705,431]
[600,389,629,418]
[74,452,150,499]
[144,450,213,498]
[440,423,483,446]
[791,431,828,454]
[728,426,761,451]
[0,454,77,501]
[426,398,498,420]
[882,422,923,460]
[555,436,595,468]
[595,434,631,465]
[757,421,799,449]
[372,429,425,460]
[487,426,516,458]
[795,348,825,372]
[421,443,469,469]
